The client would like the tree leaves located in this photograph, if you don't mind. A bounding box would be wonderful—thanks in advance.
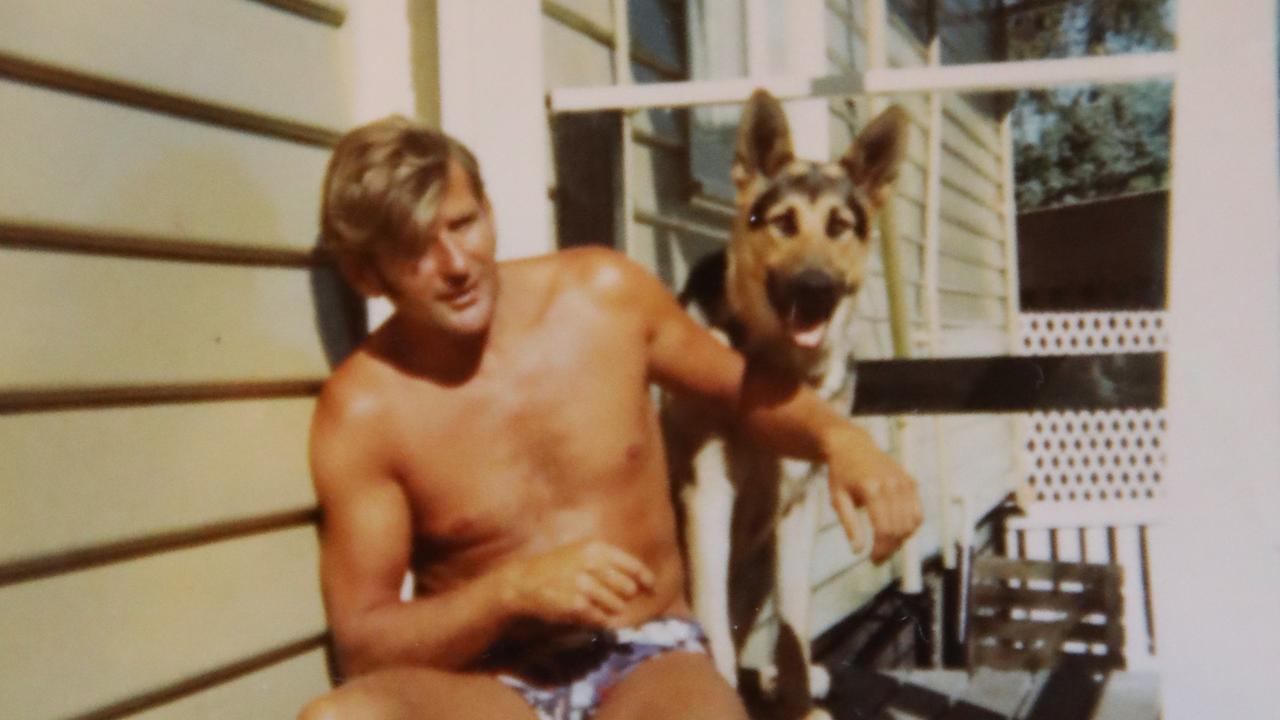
[1006,0,1173,210]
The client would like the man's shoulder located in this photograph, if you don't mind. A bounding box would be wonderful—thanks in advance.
[507,246,629,278]
[313,345,394,436]
[525,247,662,304]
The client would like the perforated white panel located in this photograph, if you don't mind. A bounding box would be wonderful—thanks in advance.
[1018,312,1169,356]
[1020,410,1166,507]
[1009,312,1167,666]
[1015,311,1168,510]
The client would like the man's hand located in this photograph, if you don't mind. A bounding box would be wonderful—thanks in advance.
[825,427,923,564]
[496,540,657,627]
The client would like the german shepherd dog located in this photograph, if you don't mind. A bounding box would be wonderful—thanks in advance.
[663,89,906,718]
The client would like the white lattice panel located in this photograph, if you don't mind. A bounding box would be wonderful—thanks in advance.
[1018,311,1169,356]
[1006,312,1167,667]
[1020,410,1166,507]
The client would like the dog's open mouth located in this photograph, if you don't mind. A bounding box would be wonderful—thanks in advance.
[767,270,844,350]
[788,312,830,349]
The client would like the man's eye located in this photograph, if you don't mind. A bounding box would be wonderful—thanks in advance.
[770,210,798,237]
[447,213,477,232]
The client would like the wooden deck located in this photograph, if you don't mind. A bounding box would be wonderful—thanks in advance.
[816,661,1159,720]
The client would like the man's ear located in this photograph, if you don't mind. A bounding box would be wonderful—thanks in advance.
[731,89,795,191]
[335,251,387,298]
[840,104,908,208]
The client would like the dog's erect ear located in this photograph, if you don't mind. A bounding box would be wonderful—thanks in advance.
[841,104,908,208]
[732,89,795,190]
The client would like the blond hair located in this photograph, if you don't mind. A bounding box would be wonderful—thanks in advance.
[320,116,485,269]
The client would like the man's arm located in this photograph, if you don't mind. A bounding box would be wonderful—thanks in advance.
[606,251,922,563]
[310,382,655,677]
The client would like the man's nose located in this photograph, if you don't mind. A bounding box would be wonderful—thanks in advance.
[433,236,470,278]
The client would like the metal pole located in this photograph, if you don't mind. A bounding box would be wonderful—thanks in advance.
[864,0,922,595]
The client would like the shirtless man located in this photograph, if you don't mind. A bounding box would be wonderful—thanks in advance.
[299,116,922,720]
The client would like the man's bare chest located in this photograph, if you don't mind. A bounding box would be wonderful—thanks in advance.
[386,342,657,547]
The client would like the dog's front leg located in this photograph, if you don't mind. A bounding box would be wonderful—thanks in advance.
[681,437,739,687]
[770,467,830,700]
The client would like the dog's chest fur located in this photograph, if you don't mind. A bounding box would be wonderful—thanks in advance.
[679,249,856,508]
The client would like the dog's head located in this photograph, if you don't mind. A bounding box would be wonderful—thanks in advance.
[725,89,907,359]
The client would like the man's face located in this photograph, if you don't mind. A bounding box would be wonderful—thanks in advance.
[374,161,498,337]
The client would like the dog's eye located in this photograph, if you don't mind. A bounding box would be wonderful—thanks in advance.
[769,209,798,237]
[826,211,853,238]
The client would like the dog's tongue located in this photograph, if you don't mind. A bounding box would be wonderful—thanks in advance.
[791,319,829,348]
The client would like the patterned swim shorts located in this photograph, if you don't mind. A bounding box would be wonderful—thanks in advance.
[493,616,709,720]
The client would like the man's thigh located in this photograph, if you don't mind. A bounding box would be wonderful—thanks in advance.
[594,651,749,720]
[300,666,536,720]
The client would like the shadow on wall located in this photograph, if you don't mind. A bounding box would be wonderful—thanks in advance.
[309,244,368,369]
[106,143,367,377]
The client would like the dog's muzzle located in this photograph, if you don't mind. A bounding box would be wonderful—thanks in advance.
[768,269,843,324]
[766,268,847,349]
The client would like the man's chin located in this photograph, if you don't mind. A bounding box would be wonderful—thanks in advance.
[439,302,495,338]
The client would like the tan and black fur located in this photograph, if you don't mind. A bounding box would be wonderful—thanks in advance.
[663,89,907,719]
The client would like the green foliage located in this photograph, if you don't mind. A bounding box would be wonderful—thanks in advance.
[1006,0,1174,210]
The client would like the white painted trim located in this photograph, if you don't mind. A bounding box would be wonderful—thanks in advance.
[744,0,770,79]
[919,28,956,570]
[865,52,1175,94]
[338,0,416,123]
[1005,505,1164,531]
[921,33,944,353]
[633,209,729,243]
[611,0,635,259]
[549,53,1176,114]
[862,0,921,593]
[436,0,549,260]
[552,74,867,113]
[998,116,1022,355]
[782,0,829,162]
[1154,1,1280,717]
[863,0,887,83]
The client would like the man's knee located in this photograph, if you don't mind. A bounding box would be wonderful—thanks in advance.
[596,652,749,720]
[297,685,392,720]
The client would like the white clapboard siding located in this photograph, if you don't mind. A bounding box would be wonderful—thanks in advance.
[543,11,616,88]
[939,255,1007,302]
[0,80,333,251]
[1,1,361,716]
[937,326,1009,356]
[0,527,326,719]
[0,0,348,132]
[132,648,332,720]
[0,398,317,565]
[0,251,350,389]
[550,0,614,29]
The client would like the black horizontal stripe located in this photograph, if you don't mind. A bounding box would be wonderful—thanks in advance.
[0,51,342,148]
[851,353,1164,415]
[0,379,324,415]
[0,222,329,268]
[0,507,319,588]
[247,0,346,26]
[69,632,329,720]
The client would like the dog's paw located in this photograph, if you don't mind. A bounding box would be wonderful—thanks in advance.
[758,663,831,700]
[808,664,831,699]
[802,708,833,720]
[758,663,781,698]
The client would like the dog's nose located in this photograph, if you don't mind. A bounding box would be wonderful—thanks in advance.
[790,269,841,298]
[786,269,843,323]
